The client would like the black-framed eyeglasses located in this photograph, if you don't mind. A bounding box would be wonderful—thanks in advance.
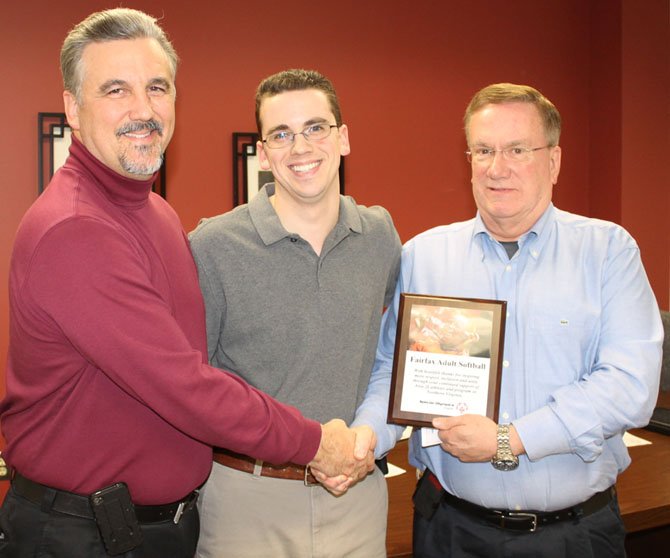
[465,145,552,164]
[262,123,339,149]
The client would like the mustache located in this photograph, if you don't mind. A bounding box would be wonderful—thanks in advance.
[116,120,163,137]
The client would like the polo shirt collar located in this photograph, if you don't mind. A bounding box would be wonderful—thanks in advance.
[249,183,361,246]
[338,193,363,234]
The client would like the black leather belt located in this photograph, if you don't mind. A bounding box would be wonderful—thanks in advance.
[12,473,198,524]
[431,471,615,532]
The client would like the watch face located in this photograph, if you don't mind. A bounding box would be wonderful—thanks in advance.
[492,458,519,471]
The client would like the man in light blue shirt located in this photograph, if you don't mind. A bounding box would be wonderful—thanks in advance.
[352,83,663,557]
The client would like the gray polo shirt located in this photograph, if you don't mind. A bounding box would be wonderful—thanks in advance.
[189,184,401,423]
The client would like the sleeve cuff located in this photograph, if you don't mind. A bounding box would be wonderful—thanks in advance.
[513,406,572,461]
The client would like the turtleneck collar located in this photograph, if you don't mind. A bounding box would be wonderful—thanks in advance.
[65,134,160,207]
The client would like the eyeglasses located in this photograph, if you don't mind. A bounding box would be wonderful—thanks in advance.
[262,123,339,149]
[465,145,552,164]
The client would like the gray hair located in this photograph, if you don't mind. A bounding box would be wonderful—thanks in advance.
[60,8,179,100]
[464,83,561,146]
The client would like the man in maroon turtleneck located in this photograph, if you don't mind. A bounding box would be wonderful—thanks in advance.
[0,8,372,558]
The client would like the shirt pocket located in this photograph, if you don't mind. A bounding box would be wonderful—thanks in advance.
[528,314,598,390]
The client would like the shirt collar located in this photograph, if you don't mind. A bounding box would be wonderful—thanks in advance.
[249,183,361,246]
[66,134,158,207]
[472,203,556,259]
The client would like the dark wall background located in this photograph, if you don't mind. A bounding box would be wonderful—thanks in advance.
[1,0,668,495]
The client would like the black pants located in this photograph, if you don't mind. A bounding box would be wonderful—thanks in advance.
[0,485,199,558]
[413,491,627,558]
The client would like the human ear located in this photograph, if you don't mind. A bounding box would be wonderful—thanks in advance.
[549,145,561,184]
[63,90,81,131]
[257,140,271,171]
[337,124,351,157]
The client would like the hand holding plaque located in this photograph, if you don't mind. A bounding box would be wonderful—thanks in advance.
[387,294,506,427]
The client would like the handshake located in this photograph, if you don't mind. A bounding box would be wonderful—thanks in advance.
[308,420,377,496]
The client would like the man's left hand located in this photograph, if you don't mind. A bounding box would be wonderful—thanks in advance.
[431,414,498,462]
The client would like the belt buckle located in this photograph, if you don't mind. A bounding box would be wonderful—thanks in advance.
[304,466,318,487]
[507,511,538,532]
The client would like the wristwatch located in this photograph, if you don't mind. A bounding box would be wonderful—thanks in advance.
[491,424,519,471]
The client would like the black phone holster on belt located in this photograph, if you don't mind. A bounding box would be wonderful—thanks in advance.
[413,469,446,521]
[89,482,143,555]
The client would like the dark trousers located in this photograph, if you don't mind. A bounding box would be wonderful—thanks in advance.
[0,485,199,558]
[413,491,627,558]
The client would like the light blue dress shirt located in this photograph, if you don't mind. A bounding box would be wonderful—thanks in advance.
[353,204,663,511]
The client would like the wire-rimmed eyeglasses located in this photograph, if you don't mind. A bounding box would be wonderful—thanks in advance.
[465,145,552,164]
[262,123,339,149]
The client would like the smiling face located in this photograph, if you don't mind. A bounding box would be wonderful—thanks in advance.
[468,102,561,240]
[63,38,176,180]
[257,89,350,206]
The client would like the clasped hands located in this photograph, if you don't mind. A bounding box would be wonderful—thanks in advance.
[308,419,376,496]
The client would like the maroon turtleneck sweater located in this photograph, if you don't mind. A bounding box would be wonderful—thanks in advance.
[0,136,320,504]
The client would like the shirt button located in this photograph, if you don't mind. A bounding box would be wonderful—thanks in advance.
[502,412,509,420]
[505,265,512,272]
[503,360,510,368]
[531,250,538,257]
[290,237,297,243]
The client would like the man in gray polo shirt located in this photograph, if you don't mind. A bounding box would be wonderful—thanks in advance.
[189,69,401,557]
